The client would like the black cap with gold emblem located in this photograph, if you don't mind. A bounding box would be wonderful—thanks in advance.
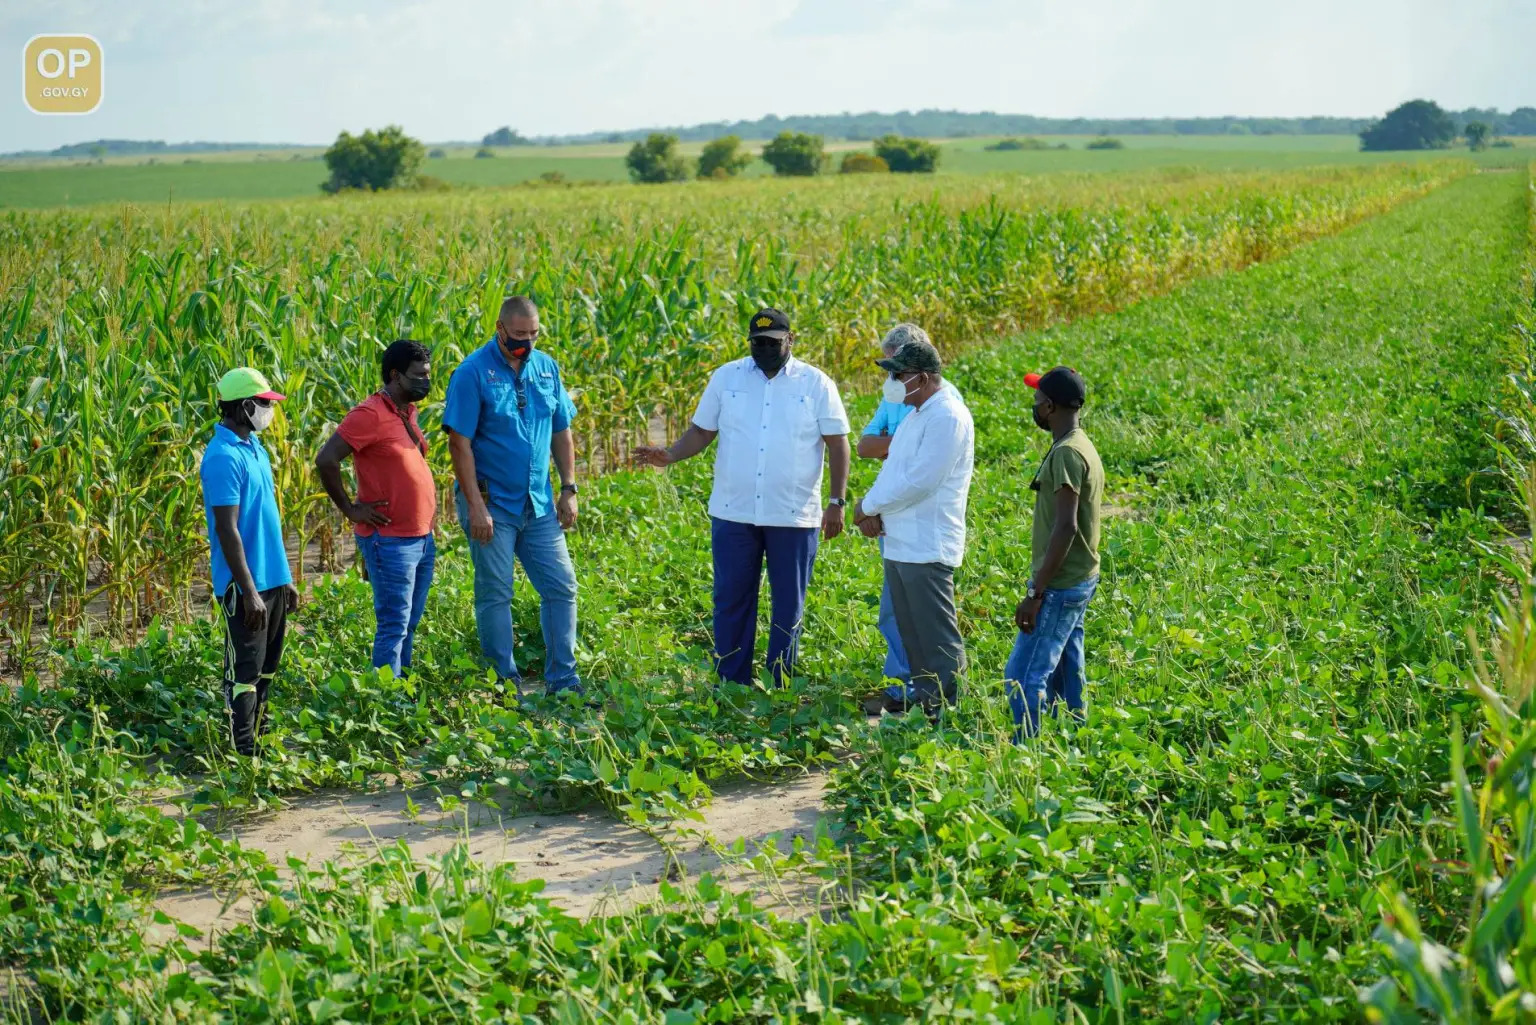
[747,307,791,340]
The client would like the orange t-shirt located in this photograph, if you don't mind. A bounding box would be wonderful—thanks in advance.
[336,393,436,537]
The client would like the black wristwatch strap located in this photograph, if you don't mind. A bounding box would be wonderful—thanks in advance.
[560,483,579,494]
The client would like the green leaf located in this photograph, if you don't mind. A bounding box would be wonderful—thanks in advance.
[463,898,493,937]
[704,940,727,968]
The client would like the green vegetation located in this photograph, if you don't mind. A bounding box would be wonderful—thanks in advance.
[1085,137,1124,150]
[760,131,827,176]
[872,134,941,172]
[625,132,692,183]
[320,126,424,194]
[838,151,889,174]
[0,161,1463,651]
[1466,121,1492,151]
[0,164,1530,1022]
[696,135,752,179]
[1361,99,1458,152]
[986,137,1059,151]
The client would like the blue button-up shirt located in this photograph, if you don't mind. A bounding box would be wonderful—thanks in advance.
[199,424,292,596]
[441,339,577,521]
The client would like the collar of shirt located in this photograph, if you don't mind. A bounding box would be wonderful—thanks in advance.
[747,355,806,381]
[913,384,957,415]
[214,422,258,448]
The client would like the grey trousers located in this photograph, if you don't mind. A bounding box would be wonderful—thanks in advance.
[884,559,965,705]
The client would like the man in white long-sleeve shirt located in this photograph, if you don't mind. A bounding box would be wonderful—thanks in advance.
[852,337,974,715]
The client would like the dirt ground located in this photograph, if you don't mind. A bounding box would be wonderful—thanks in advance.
[150,772,834,947]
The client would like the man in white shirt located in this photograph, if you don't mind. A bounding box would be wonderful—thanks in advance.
[636,308,851,686]
[852,337,974,715]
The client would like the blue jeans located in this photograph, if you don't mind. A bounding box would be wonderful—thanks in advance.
[356,532,435,675]
[711,517,818,687]
[1004,577,1098,739]
[455,489,581,693]
[877,537,912,700]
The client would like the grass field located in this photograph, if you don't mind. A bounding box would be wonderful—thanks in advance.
[1,164,1532,1021]
[1,134,1528,208]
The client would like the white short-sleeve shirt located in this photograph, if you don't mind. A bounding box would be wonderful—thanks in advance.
[691,356,850,528]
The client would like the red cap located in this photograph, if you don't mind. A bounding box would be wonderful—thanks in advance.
[1024,372,1043,389]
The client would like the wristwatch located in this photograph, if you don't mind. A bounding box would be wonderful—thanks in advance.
[560,483,579,495]
[827,497,846,507]
[1026,583,1044,601]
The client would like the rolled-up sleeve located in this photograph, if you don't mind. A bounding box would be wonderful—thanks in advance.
[862,411,965,516]
[692,368,725,431]
[816,375,850,436]
[441,365,480,439]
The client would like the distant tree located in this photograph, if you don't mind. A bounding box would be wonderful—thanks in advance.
[427,147,447,159]
[625,133,692,183]
[474,147,495,159]
[697,135,751,179]
[1359,100,1456,151]
[1506,107,1536,135]
[322,125,424,193]
[482,126,527,147]
[1464,121,1491,151]
[985,137,1051,151]
[761,132,826,176]
[89,144,107,159]
[1492,138,1517,149]
[872,135,940,172]
[839,152,889,173]
[1085,137,1125,150]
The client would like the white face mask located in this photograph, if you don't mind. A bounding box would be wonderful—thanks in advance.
[244,400,275,433]
[882,374,914,405]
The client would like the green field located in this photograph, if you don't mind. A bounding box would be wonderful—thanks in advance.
[1,155,1534,1020]
[2,134,1528,209]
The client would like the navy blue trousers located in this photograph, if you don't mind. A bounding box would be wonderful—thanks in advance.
[710,517,818,686]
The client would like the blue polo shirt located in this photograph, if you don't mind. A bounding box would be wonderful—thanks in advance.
[441,340,577,521]
[199,424,291,596]
[862,381,964,436]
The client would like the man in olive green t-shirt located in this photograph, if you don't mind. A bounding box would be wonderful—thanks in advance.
[1005,366,1104,739]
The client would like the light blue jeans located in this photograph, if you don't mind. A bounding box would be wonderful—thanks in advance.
[356,532,435,676]
[1004,576,1098,739]
[455,489,581,693]
[877,537,912,700]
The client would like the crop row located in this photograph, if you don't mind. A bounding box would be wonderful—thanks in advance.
[0,162,1466,657]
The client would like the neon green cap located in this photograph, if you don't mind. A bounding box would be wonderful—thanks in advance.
[216,367,285,402]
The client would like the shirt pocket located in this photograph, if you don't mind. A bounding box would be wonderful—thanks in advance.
[718,389,753,433]
[484,379,520,424]
[527,374,559,420]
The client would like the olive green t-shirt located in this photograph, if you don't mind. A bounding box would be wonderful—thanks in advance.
[1030,428,1104,589]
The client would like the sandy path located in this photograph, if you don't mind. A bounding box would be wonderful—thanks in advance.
[152,772,834,946]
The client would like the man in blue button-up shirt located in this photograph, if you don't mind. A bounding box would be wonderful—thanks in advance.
[442,296,582,696]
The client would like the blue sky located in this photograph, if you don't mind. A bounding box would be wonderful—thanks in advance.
[4,0,1533,150]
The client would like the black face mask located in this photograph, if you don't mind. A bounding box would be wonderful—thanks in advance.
[402,374,431,402]
[1032,402,1051,431]
[751,340,787,374]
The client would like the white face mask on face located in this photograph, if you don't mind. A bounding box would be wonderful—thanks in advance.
[882,374,916,405]
[244,400,275,432]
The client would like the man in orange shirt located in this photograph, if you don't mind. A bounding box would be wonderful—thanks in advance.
[316,340,438,675]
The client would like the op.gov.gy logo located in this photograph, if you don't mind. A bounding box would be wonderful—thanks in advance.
[23,35,103,115]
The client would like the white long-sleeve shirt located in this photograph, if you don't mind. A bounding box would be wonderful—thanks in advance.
[861,386,974,567]
[691,356,850,528]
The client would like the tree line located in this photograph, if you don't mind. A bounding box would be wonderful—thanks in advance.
[625,133,939,183]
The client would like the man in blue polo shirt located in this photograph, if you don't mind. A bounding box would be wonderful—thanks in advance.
[855,324,963,706]
[443,295,583,697]
[200,367,299,757]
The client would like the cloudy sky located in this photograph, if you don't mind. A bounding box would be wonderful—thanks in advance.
[5,0,1533,150]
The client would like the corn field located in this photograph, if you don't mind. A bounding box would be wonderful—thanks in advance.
[0,160,1466,659]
